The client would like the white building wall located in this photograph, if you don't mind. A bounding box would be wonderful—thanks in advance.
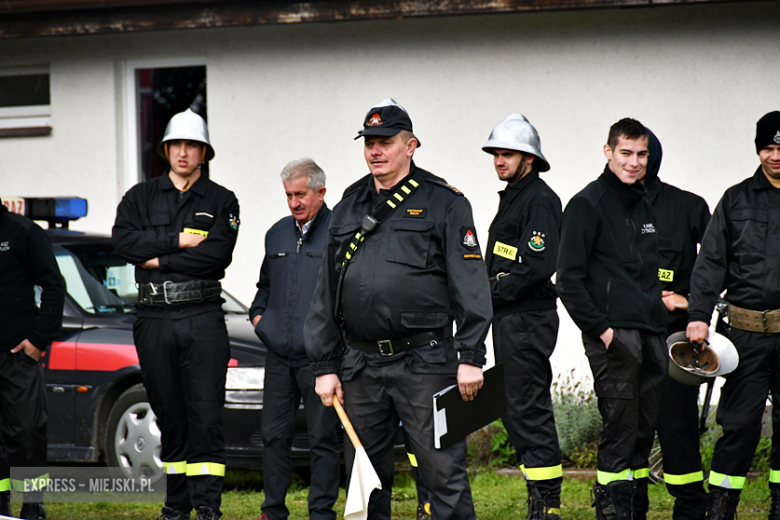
[0,1,777,381]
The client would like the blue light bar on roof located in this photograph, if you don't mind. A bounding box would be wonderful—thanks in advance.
[54,197,88,221]
[0,197,87,222]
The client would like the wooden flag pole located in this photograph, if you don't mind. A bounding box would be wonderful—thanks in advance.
[333,399,362,449]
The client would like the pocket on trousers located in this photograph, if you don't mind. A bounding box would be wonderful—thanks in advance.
[594,380,634,399]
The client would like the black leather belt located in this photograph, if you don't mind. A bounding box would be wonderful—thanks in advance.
[347,328,452,356]
[137,280,222,305]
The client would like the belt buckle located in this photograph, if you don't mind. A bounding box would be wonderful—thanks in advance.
[378,340,394,356]
[763,310,771,335]
[163,281,173,305]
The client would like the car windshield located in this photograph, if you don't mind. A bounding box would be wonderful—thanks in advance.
[54,242,247,315]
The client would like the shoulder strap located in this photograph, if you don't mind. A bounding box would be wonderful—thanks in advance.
[335,173,425,324]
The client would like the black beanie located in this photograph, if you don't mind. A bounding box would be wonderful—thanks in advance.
[755,111,780,153]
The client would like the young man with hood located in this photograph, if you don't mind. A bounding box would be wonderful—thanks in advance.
[639,130,710,520]
[557,118,667,520]
[687,111,780,519]
[482,114,563,520]
[249,159,340,520]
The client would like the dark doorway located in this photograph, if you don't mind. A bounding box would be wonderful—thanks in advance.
[137,66,206,181]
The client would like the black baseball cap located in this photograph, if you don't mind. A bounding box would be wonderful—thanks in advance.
[355,98,421,147]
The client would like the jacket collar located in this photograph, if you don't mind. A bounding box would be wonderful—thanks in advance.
[500,170,539,202]
[751,166,779,191]
[357,161,419,204]
[598,164,646,206]
[295,202,330,235]
[160,171,208,197]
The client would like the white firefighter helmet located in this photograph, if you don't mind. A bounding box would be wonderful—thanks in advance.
[667,330,739,386]
[157,108,215,162]
[482,113,550,172]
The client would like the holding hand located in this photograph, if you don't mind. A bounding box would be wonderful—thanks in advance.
[457,364,484,402]
[316,374,343,407]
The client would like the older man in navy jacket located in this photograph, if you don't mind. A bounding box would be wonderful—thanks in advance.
[250,159,339,520]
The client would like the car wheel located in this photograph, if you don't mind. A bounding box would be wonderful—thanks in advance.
[105,383,164,482]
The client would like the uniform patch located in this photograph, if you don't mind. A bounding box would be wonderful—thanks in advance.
[463,253,482,260]
[405,208,427,218]
[493,241,517,261]
[229,213,240,231]
[641,223,656,234]
[462,229,478,249]
[183,228,209,237]
[775,130,780,145]
[658,269,674,282]
[0,241,9,252]
[528,232,546,252]
[367,113,383,127]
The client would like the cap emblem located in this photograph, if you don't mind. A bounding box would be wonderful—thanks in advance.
[367,113,383,127]
[774,130,780,144]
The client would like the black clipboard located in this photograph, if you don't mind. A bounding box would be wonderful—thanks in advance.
[433,363,506,449]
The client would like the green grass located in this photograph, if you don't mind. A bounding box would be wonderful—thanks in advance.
[13,470,779,519]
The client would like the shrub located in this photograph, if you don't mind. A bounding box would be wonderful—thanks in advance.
[552,372,602,468]
[483,371,602,468]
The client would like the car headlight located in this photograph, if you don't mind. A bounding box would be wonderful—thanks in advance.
[226,367,264,391]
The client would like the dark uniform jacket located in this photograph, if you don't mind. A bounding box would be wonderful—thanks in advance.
[644,133,711,333]
[486,170,561,319]
[304,163,493,380]
[688,168,780,324]
[557,166,666,339]
[0,205,65,350]
[250,204,331,367]
[112,173,240,317]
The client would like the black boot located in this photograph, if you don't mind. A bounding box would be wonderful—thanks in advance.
[195,506,220,520]
[19,502,46,520]
[416,502,431,520]
[705,487,739,520]
[591,481,635,520]
[770,487,780,520]
[526,484,562,520]
[158,506,190,520]
[0,492,11,517]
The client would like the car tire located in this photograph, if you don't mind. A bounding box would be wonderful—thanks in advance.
[105,383,164,482]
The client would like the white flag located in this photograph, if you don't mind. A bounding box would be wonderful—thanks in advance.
[343,446,382,520]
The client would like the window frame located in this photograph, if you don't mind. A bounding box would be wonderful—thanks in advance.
[0,65,51,138]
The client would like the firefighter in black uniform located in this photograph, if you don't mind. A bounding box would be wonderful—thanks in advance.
[482,114,563,520]
[112,109,239,520]
[557,118,667,520]
[304,99,492,520]
[638,130,710,520]
[0,204,65,520]
[687,111,780,520]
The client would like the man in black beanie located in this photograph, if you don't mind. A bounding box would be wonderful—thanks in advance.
[687,110,780,519]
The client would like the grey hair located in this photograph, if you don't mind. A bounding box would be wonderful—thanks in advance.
[280,158,326,190]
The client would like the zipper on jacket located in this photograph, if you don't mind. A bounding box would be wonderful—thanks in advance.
[606,277,611,315]
[296,236,303,253]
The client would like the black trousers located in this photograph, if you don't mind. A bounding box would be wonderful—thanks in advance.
[709,329,780,492]
[134,309,230,514]
[656,374,706,520]
[343,359,475,520]
[260,356,340,520]
[0,349,47,500]
[584,328,666,517]
[492,309,562,496]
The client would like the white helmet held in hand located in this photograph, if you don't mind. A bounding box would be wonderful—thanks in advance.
[667,329,739,386]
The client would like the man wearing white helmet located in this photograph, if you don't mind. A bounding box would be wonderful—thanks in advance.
[482,114,563,520]
[305,98,492,520]
[113,108,240,520]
